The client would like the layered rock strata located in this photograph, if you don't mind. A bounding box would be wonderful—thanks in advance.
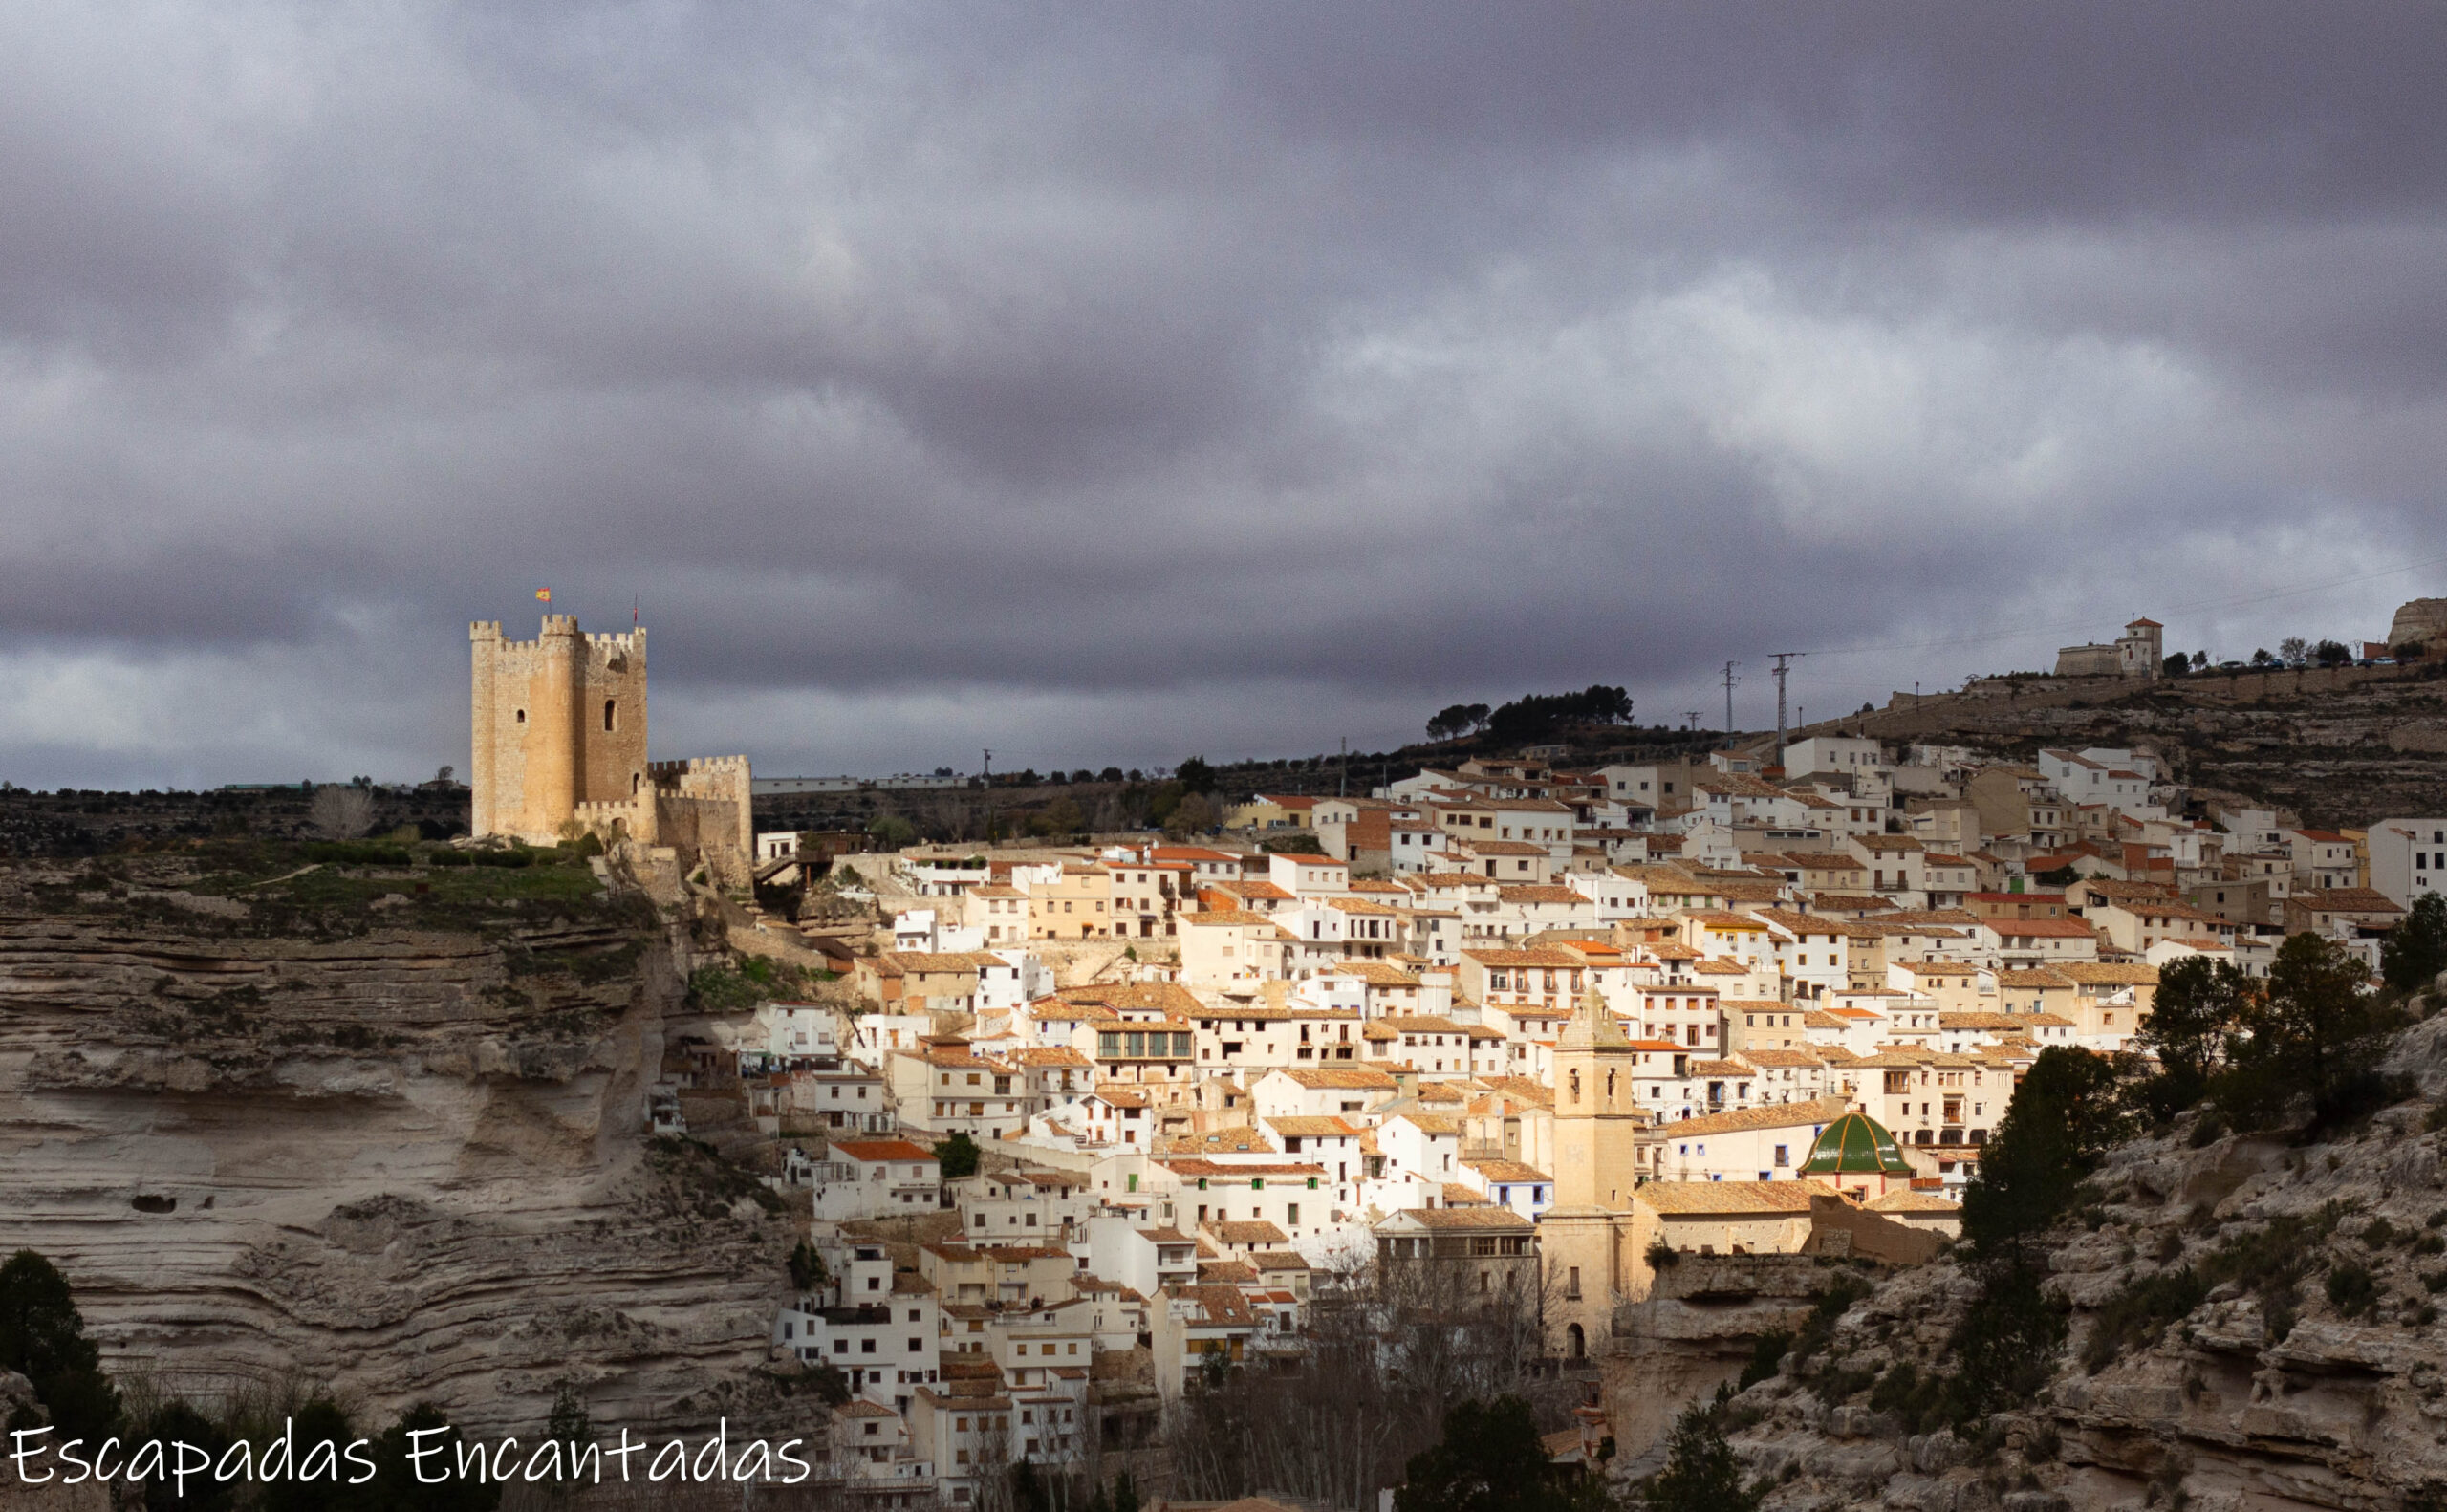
[0,908,803,1437]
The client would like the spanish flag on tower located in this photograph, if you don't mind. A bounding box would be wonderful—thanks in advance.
[535,588,552,604]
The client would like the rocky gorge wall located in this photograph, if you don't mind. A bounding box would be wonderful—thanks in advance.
[1646,1006,2447,1511]
[0,888,805,1439]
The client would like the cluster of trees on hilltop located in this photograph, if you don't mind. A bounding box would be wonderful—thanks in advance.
[1426,685,1634,745]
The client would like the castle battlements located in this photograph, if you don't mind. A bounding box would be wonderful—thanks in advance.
[468,618,643,655]
[649,754,751,780]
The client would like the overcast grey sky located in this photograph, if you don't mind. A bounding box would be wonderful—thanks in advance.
[2,2,2443,788]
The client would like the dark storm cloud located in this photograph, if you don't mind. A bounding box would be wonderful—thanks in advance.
[0,1,2443,784]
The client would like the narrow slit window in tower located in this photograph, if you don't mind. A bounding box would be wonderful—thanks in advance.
[604,699,617,731]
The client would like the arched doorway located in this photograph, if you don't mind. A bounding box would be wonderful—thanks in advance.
[1568,1324,1586,1360]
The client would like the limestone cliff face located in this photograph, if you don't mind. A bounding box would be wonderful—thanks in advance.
[1668,1012,2447,1511]
[0,905,802,1437]
[2389,598,2447,650]
[1599,1256,1842,1472]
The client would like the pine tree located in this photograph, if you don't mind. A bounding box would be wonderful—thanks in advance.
[2385,894,2447,996]
[1395,1397,1568,1512]
[1641,1402,1758,1512]
[0,1249,119,1442]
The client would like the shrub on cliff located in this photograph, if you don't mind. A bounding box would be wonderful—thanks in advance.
[1640,1396,1760,1512]
[1961,1048,2133,1258]
[2386,894,2447,997]
[0,1249,119,1443]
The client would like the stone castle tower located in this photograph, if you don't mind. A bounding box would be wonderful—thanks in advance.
[470,616,650,844]
[1538,985,1652,1358]
[467,615,757,879]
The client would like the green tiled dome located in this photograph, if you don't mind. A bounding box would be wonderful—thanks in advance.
[1799,1112,1914,1176]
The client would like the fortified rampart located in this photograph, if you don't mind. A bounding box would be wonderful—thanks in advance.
[650,755,755,887]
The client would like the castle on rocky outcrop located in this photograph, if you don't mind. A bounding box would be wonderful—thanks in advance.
[469,616,752,880]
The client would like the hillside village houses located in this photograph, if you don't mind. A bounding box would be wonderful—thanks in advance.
[699,715,2436,1501]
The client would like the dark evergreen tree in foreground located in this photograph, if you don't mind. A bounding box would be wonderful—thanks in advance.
[1397,1396,1597,1512]
[1960,1048,2131,1258]
[2385,893,2447,995]
[0,1248,119,1442]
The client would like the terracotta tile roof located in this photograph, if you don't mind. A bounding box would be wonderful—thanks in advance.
[1376,1205,1536,1231]
[1055,983,1205,1014]
[1470,943,1598,970]
[831,1138,939,1163]
[1636,1179,1828,1215]
[1498,885,1590,903]
[1009,1047,1094,1067]
[1644,1095,1849,1137]
[1463,1158,1553,1183]
[1323,961,1424,985]
[2293,888,2403,913]
[1995,968,2077,988]
[1868,1189,1962,1214]
[1276,1067,1398,1089]
[1384,1015,1500,1039]
[1204,1220,1288,1245]
[1159,1159,1327,1178]
[1157,1127,1276,1156]
[1938,1012,2023,1030]
[1183,910,1296,933]
[2055,961,2161,985]
[1262,1115,1363,1137]
[1737,1048,1829,1069]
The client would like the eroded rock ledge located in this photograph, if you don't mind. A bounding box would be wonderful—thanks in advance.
[0,910,803,1436]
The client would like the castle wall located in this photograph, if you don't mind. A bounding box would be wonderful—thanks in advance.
[652,756,755,886]
[2054,643,2120,678]
[468,618,649,845]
